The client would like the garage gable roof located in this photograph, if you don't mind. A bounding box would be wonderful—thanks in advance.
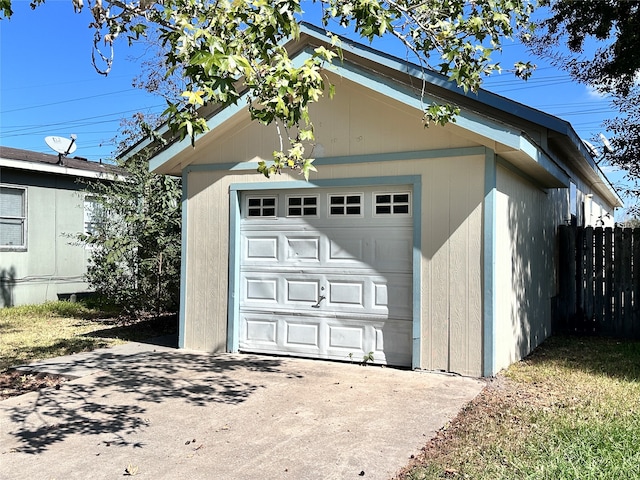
[142,23,621,207]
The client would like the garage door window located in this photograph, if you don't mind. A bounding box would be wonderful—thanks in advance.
[329,194,362,216]
[286,195,318,217]
[247,197,277,218]
[375,192,411,215]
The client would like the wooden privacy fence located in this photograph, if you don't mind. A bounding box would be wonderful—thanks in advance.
[556,225,640,339]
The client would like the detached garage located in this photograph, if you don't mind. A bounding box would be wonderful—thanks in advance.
[141,24,621,377]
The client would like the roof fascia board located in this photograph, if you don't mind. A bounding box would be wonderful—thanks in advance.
[148,26,618,205]
[149,94,252,173]
[0,158,121,180]
[518,136,570,186]
[565,128,623,207]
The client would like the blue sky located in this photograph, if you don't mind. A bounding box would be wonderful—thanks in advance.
[0,1,626,202]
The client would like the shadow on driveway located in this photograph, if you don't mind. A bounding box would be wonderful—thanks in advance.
[5,348,286,454]
[1,342,484,480]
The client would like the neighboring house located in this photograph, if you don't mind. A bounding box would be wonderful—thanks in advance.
[136,24,621,377]
[0,146,119,307]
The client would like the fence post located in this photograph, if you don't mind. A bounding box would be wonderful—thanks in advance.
[557,225,575,331]
[633,229,640,339]
[614,228,624,335]
[584,227,594,329]
[604,227,614,333]
[622,229,633,337]
[594,227,604,330]
[575,226,586,331]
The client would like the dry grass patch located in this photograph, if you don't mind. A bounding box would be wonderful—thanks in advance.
[0,302,177,399]
[396,336,640,480]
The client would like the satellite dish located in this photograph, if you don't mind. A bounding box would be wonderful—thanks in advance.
[582,139,599,159]
[599,133,614,154]
[45,135,77,156]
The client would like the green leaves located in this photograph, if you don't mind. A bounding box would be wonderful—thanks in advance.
[258,137,317,180]
[77,150,182,315]
[0,0,13,18]
[181,89,205,106]
[424,103,461,127]
[15,0,536,179]
[155,0,533,178]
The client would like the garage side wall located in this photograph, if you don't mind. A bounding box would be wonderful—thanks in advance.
[494,164,564,372]
[182,153,485,376]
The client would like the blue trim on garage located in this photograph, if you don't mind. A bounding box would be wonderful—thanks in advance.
[483,149,497,377]
[178,170,189,349]
[185,146,486,173]
[227,190,241,352]
[149,95,252,173]
[412,176,422,369]
[228,175,422,367]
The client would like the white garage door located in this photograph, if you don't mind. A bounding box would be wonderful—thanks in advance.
[239,186,413,366]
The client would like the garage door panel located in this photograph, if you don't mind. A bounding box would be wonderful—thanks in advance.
[286,322,320,347]
[244,318,278,345]
[240,313,412,365]
[286,280,319,303]
[328,237,364,262]
[242,273,412,317]
[384,276,413,317]
[329,325,364,349]
[373,236,412,271]
[328,281,364,306]
[246,236,279,260]
[286,236,321,261]
[246,278,278,302]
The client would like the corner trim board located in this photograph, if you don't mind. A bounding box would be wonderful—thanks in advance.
[483,148,497,377]
[412,176,423,369]
[178,170,188,349]
[227,189,241,352]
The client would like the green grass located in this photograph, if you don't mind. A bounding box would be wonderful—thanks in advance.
[0,301,177,371]
[400,336,640,480]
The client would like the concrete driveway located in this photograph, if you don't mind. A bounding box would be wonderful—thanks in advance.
[0,340,484,480]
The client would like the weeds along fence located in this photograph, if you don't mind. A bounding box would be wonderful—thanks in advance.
[556,225,640,339]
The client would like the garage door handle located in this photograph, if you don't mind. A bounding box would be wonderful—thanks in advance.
[312,295,326,308]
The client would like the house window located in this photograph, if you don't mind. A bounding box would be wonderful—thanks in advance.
[0,185,27,250]
[84,196,105,237]
[286,196,318,217]
[329,194,362,216]
[375,192,411,215]
[247,197,277,218]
